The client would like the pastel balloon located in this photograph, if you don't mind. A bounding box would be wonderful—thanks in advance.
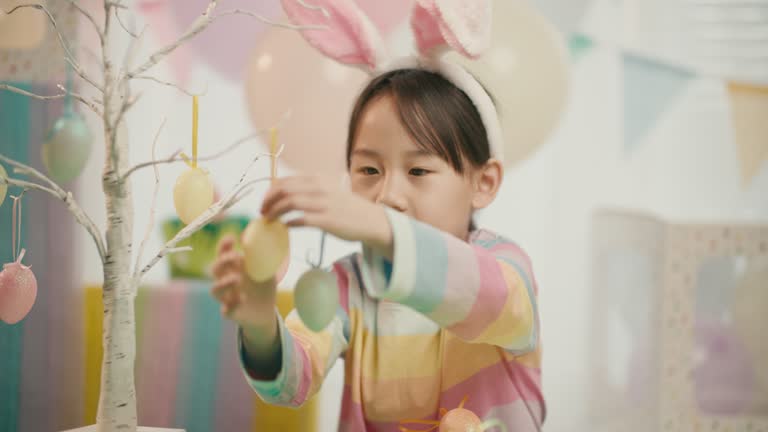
[446,0,569,167]
[172,0,281,81]
[0,250,38,325]
[42,111,93,183]
[246,29,368,176]
[295,268,338,332]
[0,164,7,208]
[241,218,289,282]
[173,167,214,225]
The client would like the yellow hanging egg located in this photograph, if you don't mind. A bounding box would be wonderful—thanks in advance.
[241,217,289,282]
[173,167,214,224]
[0,164,7,208]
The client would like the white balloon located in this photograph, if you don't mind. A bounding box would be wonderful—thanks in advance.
[447,0,570,167]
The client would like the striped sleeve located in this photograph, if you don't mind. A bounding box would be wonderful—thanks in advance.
[360,208,539,354]
[238,262,353,406]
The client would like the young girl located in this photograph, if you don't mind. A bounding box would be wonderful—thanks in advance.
[211,1,544,430]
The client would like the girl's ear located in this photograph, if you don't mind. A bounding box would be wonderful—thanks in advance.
[471,158,503,210]
[411,0,492,59]
[282,0,387,71]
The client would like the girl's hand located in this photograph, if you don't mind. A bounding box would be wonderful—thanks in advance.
[261,176,393,255]
[211,234,278,329]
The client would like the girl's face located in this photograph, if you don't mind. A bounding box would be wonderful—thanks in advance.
[349,94,501,240]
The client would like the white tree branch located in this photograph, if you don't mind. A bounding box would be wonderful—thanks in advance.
[126,0,327,79]
[65,0,104,43]
[121,111,291,180]
[132,75,206,98]
[133,118,166,278]
[0,83,102,115]
[114,5,140,39]
[138,160,271,277]
[4,4,104,92]
[0,155,107,262]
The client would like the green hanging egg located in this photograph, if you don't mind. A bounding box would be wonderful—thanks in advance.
[295,268,338,332]
[42,111,93,183]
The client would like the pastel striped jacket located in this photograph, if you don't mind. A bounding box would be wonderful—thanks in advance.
[239,209,544,431]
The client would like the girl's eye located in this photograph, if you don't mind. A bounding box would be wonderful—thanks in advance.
[359,167,380,175]
[409,168,430,177]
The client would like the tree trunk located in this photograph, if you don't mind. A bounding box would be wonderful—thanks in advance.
[96,33,138,428]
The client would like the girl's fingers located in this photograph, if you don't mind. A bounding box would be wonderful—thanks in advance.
[263,193,326,222]
[211,273,241,301]
[217,234,236,255]
[212,250,243,278]
[261,177,322,217]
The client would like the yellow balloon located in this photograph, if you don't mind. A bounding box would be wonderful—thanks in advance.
[0,164,7,208]
[173,167,214,224]
[241,218,289,282]
[446,0,569,167]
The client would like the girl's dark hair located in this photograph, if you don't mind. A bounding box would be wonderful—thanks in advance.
[346,69,492,174]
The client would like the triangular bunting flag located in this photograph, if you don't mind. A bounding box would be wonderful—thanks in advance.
[727,82,768,185]
[569,33,594,61]
[623,53,694,152]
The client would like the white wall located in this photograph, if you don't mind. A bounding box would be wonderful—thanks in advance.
[73,0,768,430]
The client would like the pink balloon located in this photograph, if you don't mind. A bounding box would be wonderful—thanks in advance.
[0,257,38,325]
[356,0,414,35]
[245,29,369,176]
[171,0,282,81]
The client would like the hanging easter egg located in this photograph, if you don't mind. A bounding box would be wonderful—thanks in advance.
[241,218,289,282]
[41,111,93,183]
[173,167,214,224]
[0,164,7,208]
[174,95,214,224]
[295,268,338,332]
[439,408,483,432]
[0,249,38,324]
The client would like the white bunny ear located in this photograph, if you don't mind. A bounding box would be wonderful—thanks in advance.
[281,0,387,71]
[411,0,492,59]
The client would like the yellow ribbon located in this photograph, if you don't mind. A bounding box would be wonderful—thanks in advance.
[181,95,199,168]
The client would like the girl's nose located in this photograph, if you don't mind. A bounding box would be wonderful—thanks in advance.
[375,174,408,212]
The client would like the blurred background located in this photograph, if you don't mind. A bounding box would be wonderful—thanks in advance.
[0,0,766,431]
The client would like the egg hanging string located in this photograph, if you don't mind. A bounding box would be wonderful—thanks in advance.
[10,190,27,263]
[63,60,74,115]
[180,95,200,168]
[305,231,328,269]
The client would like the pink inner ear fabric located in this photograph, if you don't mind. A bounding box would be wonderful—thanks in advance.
[281,0,381,70]
[411,0,491,59]
[412,3,446,56]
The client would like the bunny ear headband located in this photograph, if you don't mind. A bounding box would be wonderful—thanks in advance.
[281,0,505,163]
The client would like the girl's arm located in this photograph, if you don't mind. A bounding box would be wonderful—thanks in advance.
[360,209,539,354]
[238,261,354,407]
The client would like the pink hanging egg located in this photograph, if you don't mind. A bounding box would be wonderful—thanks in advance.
[439,408,483,432]
[0,249,38,324]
